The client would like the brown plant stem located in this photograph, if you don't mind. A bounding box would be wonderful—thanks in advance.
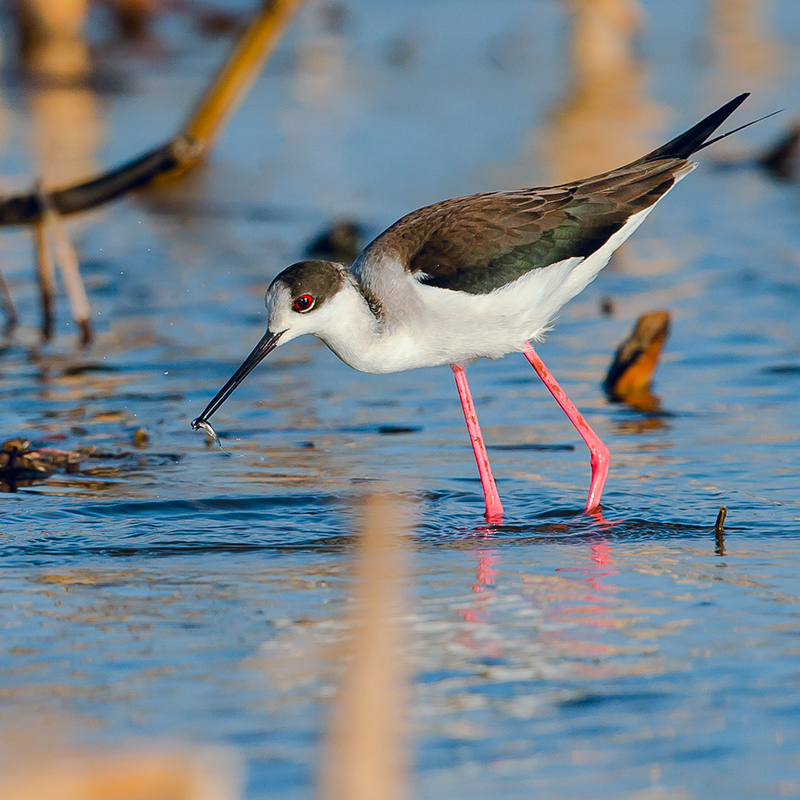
[40,191,92,346]
[0,267,19,335]
[33,213,56,340]
[714,505,727,556]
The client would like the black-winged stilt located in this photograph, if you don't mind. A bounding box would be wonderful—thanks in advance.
[193,94,757,523]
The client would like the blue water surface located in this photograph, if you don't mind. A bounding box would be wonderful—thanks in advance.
[1,1,799,798]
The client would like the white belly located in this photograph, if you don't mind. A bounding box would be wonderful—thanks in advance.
[321,204,658,374]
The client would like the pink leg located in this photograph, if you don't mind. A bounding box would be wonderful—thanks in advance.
[522,342,609,513]
[451,363,504,523]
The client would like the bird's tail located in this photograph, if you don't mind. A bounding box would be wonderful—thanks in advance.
[634,93,777,165]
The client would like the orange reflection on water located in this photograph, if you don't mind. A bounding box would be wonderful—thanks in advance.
[16,0,91,84]
[542,0,665,184]
[16,0,105,189]
[708,0,782,95]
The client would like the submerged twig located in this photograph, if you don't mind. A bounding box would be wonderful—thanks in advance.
[714,506,727,556]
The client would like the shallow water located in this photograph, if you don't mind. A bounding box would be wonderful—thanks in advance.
[1,0,800,797]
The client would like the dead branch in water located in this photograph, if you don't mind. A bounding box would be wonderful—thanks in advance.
[0,0,305,228]
[714,506,727,556]
[604,309,671,413]
[38,184,93,344]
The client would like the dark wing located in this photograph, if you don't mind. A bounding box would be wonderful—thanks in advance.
[364,94,748,295]
[367,163,679,294]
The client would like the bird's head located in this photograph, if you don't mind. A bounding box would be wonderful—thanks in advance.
[191,260,348,431]
[263,260,348,343]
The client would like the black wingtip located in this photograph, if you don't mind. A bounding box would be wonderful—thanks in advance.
[639,93,751,163]
[695,107,783,153]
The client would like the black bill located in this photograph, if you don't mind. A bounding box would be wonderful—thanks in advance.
[191,328,285,431]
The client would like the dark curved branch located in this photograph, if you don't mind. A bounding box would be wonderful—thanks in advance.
[0,136,201,227]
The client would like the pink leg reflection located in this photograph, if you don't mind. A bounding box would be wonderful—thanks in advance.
[458,547,500,639]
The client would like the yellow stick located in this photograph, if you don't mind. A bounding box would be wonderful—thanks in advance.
[319,494,411,800]
[181,0,306,161]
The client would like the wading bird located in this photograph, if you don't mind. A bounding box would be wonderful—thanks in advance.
[193,94,758,523]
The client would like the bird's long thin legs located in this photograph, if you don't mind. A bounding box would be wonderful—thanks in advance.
[451,363,504,523]
[523,342,609,512]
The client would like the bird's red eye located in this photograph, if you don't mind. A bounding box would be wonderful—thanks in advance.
[294,294,314,312]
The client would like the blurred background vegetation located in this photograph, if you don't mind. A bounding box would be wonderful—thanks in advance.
[1,3,799,800]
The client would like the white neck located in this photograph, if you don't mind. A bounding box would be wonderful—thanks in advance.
[311,282,396,373]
